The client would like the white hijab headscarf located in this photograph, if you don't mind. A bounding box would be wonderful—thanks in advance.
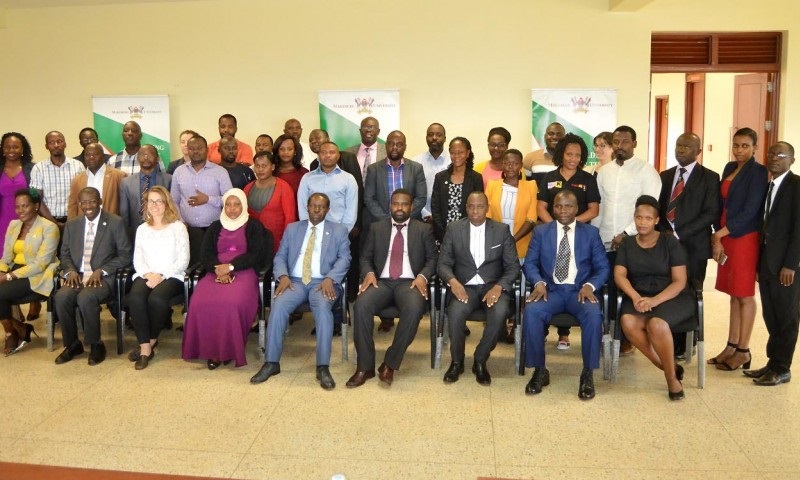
[220,188,249,231]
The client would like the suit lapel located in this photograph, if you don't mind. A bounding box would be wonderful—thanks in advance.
[320,222,331,263]
[90,213,108,263]
[769,175,792,219]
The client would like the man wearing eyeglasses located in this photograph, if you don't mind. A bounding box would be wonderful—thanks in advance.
[119,144,173,242]
[54,187,132,366]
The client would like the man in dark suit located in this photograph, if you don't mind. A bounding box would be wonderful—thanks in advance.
[523,190,609,400]
[344,116,386,181]
[345,189,437,388]
[250,193,351,390]
[745,141,800,386]
[437,192,519,385]
[362,130,428,332]
[657,132,720,357]
[54,187,133,366]
[119,144,172,240]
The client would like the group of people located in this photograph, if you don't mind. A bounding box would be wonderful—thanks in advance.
[0,116,797,401]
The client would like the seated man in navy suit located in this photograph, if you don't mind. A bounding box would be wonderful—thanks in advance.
[523,190,609,399]
[250,193,351,390]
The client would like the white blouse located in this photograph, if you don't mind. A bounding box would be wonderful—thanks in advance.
[133,221,190,281]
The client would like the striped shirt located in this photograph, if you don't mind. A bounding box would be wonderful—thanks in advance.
[170,161,232,228]
[30,157,86,218]
[109,150,140,175]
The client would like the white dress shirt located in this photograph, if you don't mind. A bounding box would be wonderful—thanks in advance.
[379,222,414,279]
[466,221,486,285]
[291,220,325,280]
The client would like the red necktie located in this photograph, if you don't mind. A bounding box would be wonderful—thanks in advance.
[667,167,686,223]
[389,224,406,279]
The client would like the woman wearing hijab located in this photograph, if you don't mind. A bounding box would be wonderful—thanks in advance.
[181,188,273,369]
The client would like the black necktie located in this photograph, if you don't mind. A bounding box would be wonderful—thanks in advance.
[555,225,571,282]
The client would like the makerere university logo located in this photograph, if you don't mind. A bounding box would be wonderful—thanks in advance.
[355,97,374,115]
[571,96,591,114]
[128,105,145,119]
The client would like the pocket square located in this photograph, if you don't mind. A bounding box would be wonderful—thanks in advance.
[491,244,501,249]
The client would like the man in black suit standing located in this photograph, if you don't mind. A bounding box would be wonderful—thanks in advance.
[745,141,800,386]
[346,189,437,388]
[657,132,720,356]
[437,192,519,385]
[54,187,132,366]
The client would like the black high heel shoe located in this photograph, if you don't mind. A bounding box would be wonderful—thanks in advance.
[717,347,751,371]
[707,341,736,365]
[668,381,685,401]
[207,359,221,370]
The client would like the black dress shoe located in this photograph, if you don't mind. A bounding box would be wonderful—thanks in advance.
[378,362,394,386]
[753,370,791,386]
[128,340,158,362]
[316,365,336,390]
[743,365,771,378]
[443,361,464,384]
[250,362,281,384]
[88,342,106,366]
[578,368,595,400]
[55,342,84,365]
[207,360,221,370]
[525,367,550,395]
[135,351,154,370]
[472,361,491,386]
[345,369,375,388]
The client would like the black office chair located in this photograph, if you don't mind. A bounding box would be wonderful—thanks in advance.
[609,287,704,388]
[116,263,200,354]
[258,273,348,362]
[437,276,522,373]
[515,275,611,378]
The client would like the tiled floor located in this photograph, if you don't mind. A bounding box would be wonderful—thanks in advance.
[2,273,799,480]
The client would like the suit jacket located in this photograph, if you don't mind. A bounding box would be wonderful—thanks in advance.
[344,142,387,169]
[309,151,364,230]
[360,218,437,281]
[67,166,128,219]
[657,163,720,261]
[60,211,132,282]
[523,221,609,291]
[273,220,351,283]
[363,158,427,227]
[118,170,172,235]
[437,218,519,292]
[430,167,484,241]
[717,157,768,238]
[0,216,59,296]
[760,172,800,275]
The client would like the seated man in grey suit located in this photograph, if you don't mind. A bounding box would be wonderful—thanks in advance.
[346,189,437,388]
[54,187,133,366]
[437,192,520,385]
[119,144,172,241]
[523,190,609,400]
[250,193,351,390]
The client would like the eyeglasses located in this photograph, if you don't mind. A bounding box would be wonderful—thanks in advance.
[147,199,165,206]
[488,143,507,149]
[766,152,793,160]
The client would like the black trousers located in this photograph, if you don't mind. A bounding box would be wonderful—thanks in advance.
[447,285,511,363]
[759,262,800,374]
[186,226,208,267]
[352,279,427,371]
[126,277,183,345]
[0,278,35,319]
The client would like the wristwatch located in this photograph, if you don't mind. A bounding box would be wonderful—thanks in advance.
[5,273,12,281]
[229,264,234,272]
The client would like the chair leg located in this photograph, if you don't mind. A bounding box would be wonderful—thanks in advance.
[611,339,620,382]
[697,340,705,389]
[685,331,694,364]
[258,317,266,361]
[602,333,612,380]
[341,295,348,362]
[47,311,54,352]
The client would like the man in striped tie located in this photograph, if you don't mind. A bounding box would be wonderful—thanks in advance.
[250,193,351,390]
[657,133,720,358]
[54,187,132,366]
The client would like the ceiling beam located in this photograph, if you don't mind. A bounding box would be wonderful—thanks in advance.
[608,0,656,12]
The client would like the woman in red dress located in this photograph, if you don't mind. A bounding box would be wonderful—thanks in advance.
[272,134,309,200]
[708,128,768,371]
[243,151,296,253]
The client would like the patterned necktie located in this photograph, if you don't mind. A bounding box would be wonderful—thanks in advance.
[140,175,151,220]
[362,146,371,178]
[301,226,316,285]
[389,223,405,280]
[764,181,775,221]
[82,222,96,283]
[554,225,571,282]
[666,167,686,223]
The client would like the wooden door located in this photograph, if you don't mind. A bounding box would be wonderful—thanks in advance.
[654,96,669,172]
[685,73,705,163]
[733,73,770,163]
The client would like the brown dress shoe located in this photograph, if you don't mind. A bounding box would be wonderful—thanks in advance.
[345,370,375,388]
[378,362,394,386]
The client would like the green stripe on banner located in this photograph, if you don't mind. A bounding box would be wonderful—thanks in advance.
[531,102,598,165]
[319,104,384,150]
[94,114,172,166]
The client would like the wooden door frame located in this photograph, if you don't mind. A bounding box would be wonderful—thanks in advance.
[654,96,669,172]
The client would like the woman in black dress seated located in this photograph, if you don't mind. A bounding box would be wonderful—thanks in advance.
[614,195,694,400]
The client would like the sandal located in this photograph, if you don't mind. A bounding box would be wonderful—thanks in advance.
[707,341,737,365]
[717,347,751,371]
